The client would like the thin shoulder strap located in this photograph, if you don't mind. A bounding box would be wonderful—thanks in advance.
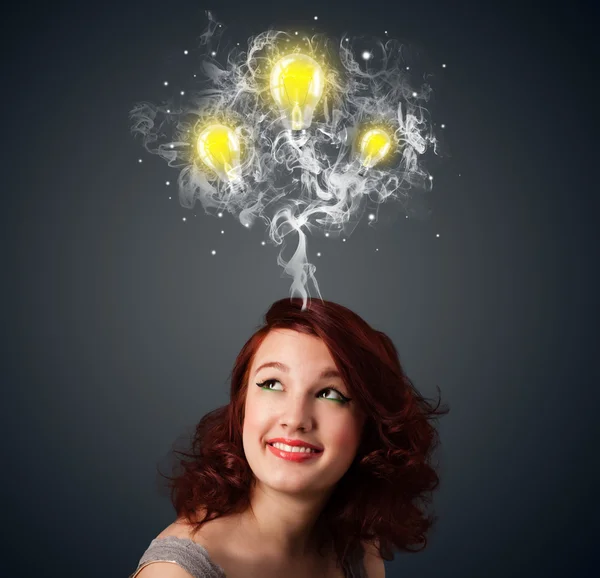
[129,536,226,578]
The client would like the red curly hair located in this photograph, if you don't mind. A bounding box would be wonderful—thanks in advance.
[158,297,449,569]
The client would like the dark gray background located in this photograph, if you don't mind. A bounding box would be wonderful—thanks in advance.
[3,1,597,577]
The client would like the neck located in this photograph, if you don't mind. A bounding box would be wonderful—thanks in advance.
[236,480,333,559]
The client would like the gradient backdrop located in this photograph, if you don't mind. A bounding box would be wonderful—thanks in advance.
[3,1,596,577]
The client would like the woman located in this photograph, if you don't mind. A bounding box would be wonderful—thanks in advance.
[130,297,449,577]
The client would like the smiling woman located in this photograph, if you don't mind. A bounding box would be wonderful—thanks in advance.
[130,297,449,578]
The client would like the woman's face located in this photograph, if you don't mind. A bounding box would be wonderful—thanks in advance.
[242,328,366,498]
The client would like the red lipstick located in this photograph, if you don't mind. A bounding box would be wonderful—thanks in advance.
[265,438,323,451]
[267,443,323,462]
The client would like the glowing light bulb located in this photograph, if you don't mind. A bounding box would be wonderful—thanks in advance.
[196,124,242,182]
[270,53,325,142]
[357,128,392,176]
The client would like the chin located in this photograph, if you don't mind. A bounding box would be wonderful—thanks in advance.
[255,446,339,493]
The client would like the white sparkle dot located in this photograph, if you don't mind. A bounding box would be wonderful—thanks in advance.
[314,16,318,20]
[237,43,240,46]
[412,91,417,97]
[170,144,174,148]
[169,196,172,199]
[405,215,408,218]
[325,232,329,237]
[182,217,186,222]
[428,175,433,180]
[138,159,142,163]
[368,213,375,220]
[221,230,224,234]
[180,91,185,95]
[342,238,346,242]
[164,81,168,86]
[211,250,216,255]
[317,252,321,257]
[166,181,170,185]
[211,51,216,56]
[441,124,445,128]
[375,248,379,251]
[406,66,410,70]
[167,109,170,113]
[385,30,388,34]
[193,74,197,77]
[184,50,188,55]
[436,234,440,237]
[362,51,371,60]
[261,241,266,246]
[218,212,223,217]
[442,63,446,68]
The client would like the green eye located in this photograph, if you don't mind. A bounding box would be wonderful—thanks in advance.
[256,379,351,405]
[318,388,346,403]
[257,379,283,391]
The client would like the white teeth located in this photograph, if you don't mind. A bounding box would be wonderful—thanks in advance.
[271,442,317,453]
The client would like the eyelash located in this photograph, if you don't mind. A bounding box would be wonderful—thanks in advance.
[255,379,351,405]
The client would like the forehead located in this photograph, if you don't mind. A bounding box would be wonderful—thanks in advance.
[252,329,334,366]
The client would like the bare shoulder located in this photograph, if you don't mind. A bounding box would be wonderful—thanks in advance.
[362,540,385,578]
[155,517,201,541]
[154,514,231,559]
[154,510,228,547]
[133,560,195,577]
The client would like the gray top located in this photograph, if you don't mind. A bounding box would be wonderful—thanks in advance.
[129,535,367,578]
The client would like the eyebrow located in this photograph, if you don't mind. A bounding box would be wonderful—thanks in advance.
[254,361,342,381]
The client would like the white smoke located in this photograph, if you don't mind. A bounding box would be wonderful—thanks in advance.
[130,10,443,311]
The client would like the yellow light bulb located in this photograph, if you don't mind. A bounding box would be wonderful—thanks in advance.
[270,53,325,133]
[196,124,242,182]
[358,129,392,172]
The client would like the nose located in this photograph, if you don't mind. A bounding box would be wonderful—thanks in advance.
[279,396,314,432]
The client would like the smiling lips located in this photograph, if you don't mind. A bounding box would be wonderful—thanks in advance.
[270,442,318,453]
[267,443,323,462]
[265,438,324,451]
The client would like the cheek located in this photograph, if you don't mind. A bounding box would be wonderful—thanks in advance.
[327,416,362,452]
[242,397,269,445]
